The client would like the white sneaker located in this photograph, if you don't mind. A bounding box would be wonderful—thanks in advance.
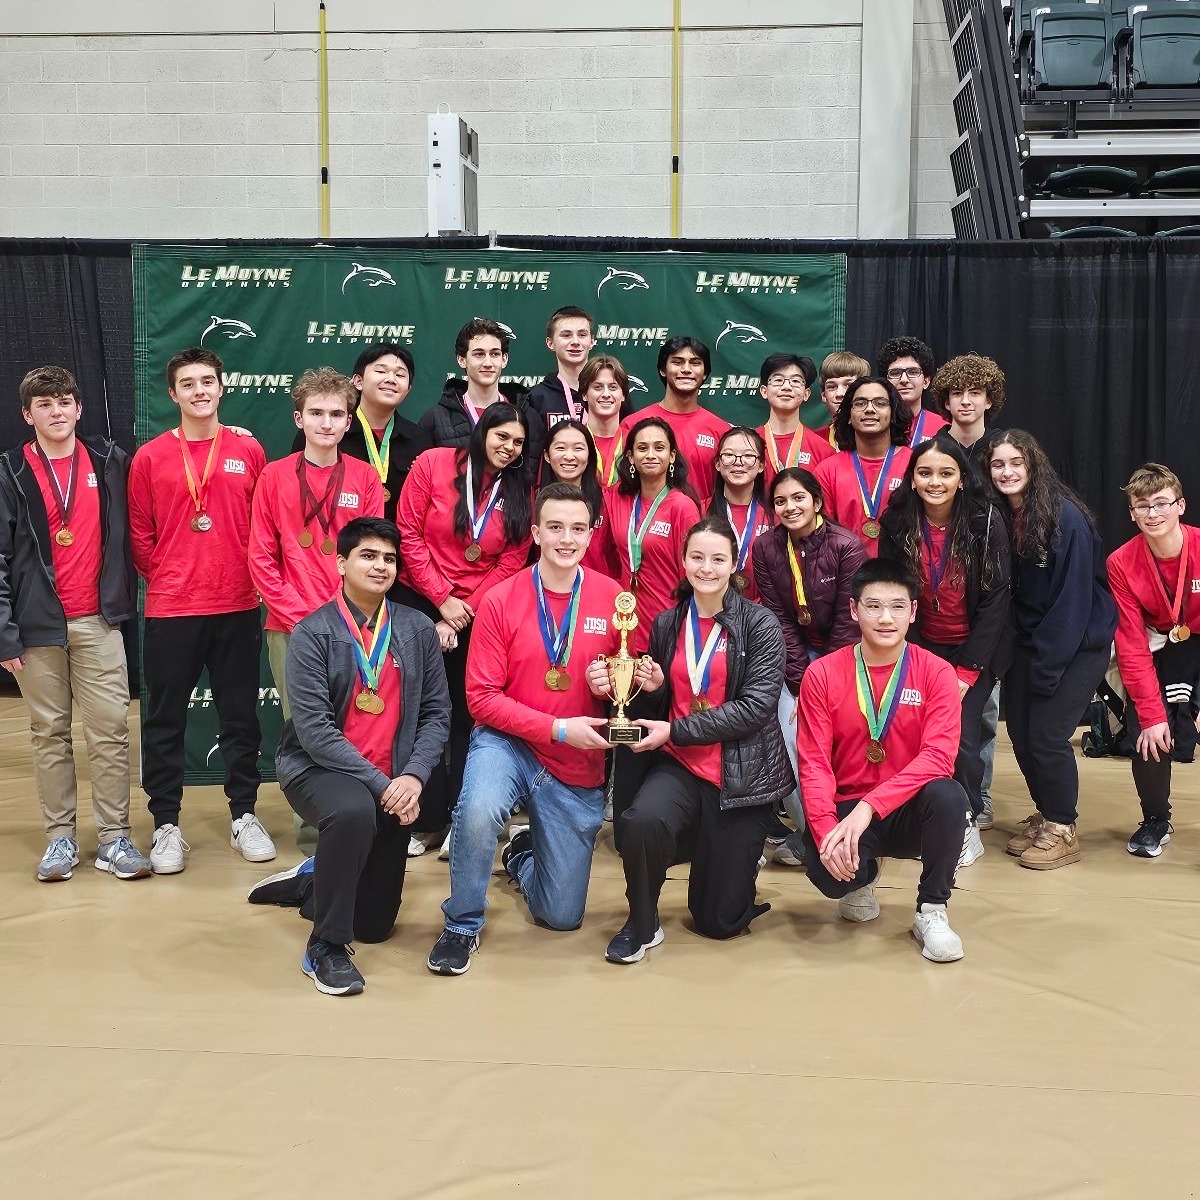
[958,819,985,869]
[407,835,426,858]
[911,902,964,962]
[765,839,805,868]
[838,882,880,923]
[150,824,190,875]
[231,815,277,863]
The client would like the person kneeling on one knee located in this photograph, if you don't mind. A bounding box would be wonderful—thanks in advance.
[796,559,968,963]
[605,516,795,965]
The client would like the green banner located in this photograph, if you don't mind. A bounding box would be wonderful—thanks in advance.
[132,243,846,782]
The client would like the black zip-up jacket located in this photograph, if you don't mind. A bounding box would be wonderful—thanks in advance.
[0,436,135,659]
[525,373,583,432]
[630,588,795,810]
[418,378,543,479]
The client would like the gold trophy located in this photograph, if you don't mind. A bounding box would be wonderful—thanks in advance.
[599,591,654,744]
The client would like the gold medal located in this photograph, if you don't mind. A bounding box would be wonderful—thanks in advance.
[54,528,75,547]
[733,571,749,591]
[866,739,886,764]
[797,605,812,626]
[1171,624,1192,643]
[191,514,213,533]
[320,536,336,555]
[297,530,314,548]
[689,696,712,714]
[464,542,482,562]
[354,690,385,714]
[862,519,881,540]
[545,668,560,691]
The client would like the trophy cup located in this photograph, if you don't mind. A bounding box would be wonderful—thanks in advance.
[600,591,652,744]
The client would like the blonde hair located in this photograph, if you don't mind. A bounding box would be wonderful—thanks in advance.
[291,366,357,415]
[819,350,870,388]
[1122,462,1183,501]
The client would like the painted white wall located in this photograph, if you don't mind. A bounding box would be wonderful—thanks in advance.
[0,6,957,240]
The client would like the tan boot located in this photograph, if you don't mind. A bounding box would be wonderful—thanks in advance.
[1018,820,1081,870]
[1005,812,1044,856]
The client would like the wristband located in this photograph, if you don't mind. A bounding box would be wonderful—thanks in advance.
[555,719,567,743]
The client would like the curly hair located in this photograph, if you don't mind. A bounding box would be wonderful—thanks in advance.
[877,336,934,379]
[930,353,1006,416]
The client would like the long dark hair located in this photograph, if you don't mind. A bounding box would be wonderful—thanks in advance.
[986,429,1098,560]
[453,402,531,544]
[707,426,770,518]
[883,432,998,590]
[617,416,699,505]
[544,417,603,525]
[832,375,913,451]
[769,466,827,531]
[673,516,740,603]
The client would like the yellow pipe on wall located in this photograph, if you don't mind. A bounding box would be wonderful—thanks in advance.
[318,1,330,237]
[671,0,681,237]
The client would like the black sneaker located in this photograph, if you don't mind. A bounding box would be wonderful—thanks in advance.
[427,929,479,975]
[301,938,364,996]
[248,856,314,906]
[1127,817,1172,858]
[605,919,665,965]
[501,825,532,877]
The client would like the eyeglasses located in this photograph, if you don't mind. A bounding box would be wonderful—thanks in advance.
[850,397,891,411]
[858,601,913,618]
[766,375,808,389]
[718,451,761,466]
[886,367,924,381]
[1131,498,1181,517]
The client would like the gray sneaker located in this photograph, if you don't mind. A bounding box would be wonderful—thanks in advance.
[95,836,153,880]
[37,836,80,882]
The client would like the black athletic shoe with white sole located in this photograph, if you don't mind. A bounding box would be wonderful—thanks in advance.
[248,856,314,906]
[605,920,665,964]
[427,929,480,975]
[301,938,364,996]
[1127,817,1172,858]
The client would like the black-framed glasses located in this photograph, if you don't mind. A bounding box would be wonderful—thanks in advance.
[718,451,761,465]
[1130,498,1181,517]
[886,366,924,380]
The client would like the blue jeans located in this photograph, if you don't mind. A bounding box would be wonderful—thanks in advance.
[442,727,605,937]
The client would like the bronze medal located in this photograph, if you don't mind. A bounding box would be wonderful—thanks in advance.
[382,487,391,502]
[629,569,640,591]
[297,530,314,549]
[355,690,385,715]
[320,536,336,555]
[733,571,749,591]
[55,528,75,547]
[555,669,571,691]
[545,668,560,691]
[862,519,881,540]
[797,605,812,626]
[464,542,482,562]
[1171,623,1192,643]
[866,739,886,765]
[191,514,213,533]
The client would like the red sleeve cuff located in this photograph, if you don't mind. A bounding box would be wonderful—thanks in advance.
[955,665,980,688]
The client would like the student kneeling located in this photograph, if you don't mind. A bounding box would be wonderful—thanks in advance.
[796,559,968,963]
[606,516,794,965]
[249,517,451,996]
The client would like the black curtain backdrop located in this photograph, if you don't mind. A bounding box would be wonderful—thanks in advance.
[2,235,1197,552]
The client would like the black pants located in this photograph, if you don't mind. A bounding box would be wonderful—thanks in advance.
[388,582,470,833]
[923,640,993,819]
[1005,643,1110,825]
[141,610,262,827]
[617,755,772,945]
[1124,635,1200,821]
[801,779,966,908]
[283,765,408,945]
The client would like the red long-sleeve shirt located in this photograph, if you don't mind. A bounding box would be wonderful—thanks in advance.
[813,448,912,559]
[1108,525,1200,728]
[396,446,531,612]
[907,409,949,447]
[128,428,265,617]
[662,615,728,786]
[724,500,772,602]
[756,424,835,490]
[620,402,730,506]
[797,642,961,845]
[466,566,623,787]
[249,453,384,633]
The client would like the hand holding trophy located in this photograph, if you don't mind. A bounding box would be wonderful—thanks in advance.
[598,591,655,744]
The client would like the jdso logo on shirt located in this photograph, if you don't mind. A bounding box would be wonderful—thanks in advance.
[1192,579,1200,593]
[223,459,247,475]
[696,434,717,450]
[582,616,609,635]
[649,520,672,537]
[337,492,361,509]
[900,688,922,706]
[87,473,97,488]
[888,478,903,492]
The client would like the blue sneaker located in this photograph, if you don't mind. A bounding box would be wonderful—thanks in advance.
[248,856,315,906]
[94,836,152,880]
[302,939,364,996]
[37,836,79,882]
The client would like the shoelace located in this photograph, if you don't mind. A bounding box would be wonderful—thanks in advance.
[155,828,191,852]
[108,836,138,858]
[923,908,949,927]
[47,836,75,861]
[313,940,354,962]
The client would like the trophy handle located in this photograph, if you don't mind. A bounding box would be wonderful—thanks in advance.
[625,654,655,703]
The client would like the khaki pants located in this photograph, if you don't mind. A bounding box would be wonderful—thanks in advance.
[16,615,132,842]
[265,629,292,720]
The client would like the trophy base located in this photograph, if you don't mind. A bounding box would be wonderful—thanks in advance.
[605,721,644,745]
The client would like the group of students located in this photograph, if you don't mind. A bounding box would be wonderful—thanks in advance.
[1,306,1195,998]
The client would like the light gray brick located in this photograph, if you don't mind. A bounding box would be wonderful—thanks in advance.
[226,205,286,236]
[0,211,12,236]
[737,41,810,78]
[0,36,72,51]
[522,47,596,79]
[492,207,563,236]
[148,145,214,177]
[481,143,564,177]
[256,47,317,82]
[75,83,146,114]
[177,176,247,207]
[45,180,94,209]
[734,171,812,207]
[801,204,858,236]
[559,79,633,112]
[516,175,592,209]
[919,169,956,202]
[678,172,739,209]
[450,48,526,80]
[0,115,44,145]
[110,115,179,145]
[469,112,522,147]
[351,143,424,177]
[697,75,776,111]
[109,51,177,83]
[415,32,487,49]
[176,50,246,83]
[10,207,77,236]
[383,175,424,210]
[0,146,9,176]
[11,144,78,176]
[384,112,424,143]
[594,110,663,144]
[698,140,775,175]
[245,112,312,145]
[418,79,492,113]
[283,143,319,176]
[245,174,302,209]
[179,115,246,145]
[687,205,769,238]
[594,45,667,78]
[158,208,217,237]
[350,81,420,113]
[41,50,109,82]
[683,43,744,78]
[489,79,561,112]
[810,171,856,205]
[213,82,284,113]
[328,112,387,145]
[682,107,739,141]
[218,145,285,176]
[560,143,633,176]
[328,49,387,81]
[571,207,667,237]
[79,144,147,176]
[523,111,596,144]
[8,83,76,114]
[810,107,860,139]
[278,207,316,236]
[386,47,455,81]
[148,82,215,114]
[629,143,670,176]
[281,79,350,112]
[630,79,670,111]
[0,52,42,82]
[110,174,180,208]
[915,201,953,238]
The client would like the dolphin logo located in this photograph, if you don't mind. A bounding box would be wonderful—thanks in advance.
[341,262,397,294]
[473,316,517,340]
[201,316,256,344]
[627,374,649,394]
[714,320,768,349]
[596,267,650,297]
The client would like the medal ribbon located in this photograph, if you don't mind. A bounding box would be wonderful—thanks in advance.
[921,518,954,603]
[356,408,393,485]
[559,376,582,422]
[595,434,623,487]
[765,427,804,472]
[336,593,392,693]
[465,458,504,544]
[851,446,896,524]
[854,643,910,748]
[179,425,222,515]
[726,499,760,572]
[533,565,583,670]
[627,485,669,575]
[685,597,724,700]
[909,410,929,447]
[33,440,80,529]
[1142,535,1190,629]
[296,455,346,540]
[785,534,809,610]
